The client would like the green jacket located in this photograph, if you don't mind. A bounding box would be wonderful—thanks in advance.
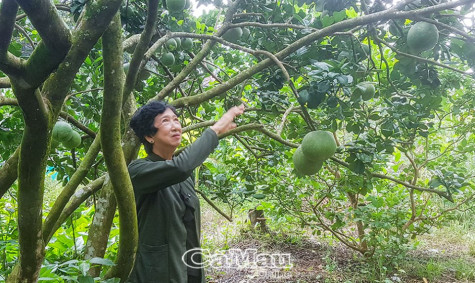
[127,128,219,283]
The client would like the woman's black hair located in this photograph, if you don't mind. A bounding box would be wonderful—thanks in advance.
[129,101,177,154]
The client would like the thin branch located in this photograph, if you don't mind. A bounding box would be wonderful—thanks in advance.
[195,190,232,222]
[310,204,366,254]
[54,175,107,234]
[121,0,160,105]
[330,157,453,201]
[65,88,104,101]
[152,55,188,97]
[415,193,475,222]
[14,23,35,49]
[232,13,264,19]
[235,134,258,159]
[420,135,465,168]
[15,0,71,54]
[415,16,475,41]
[374,35,472,76]
[182,120,215,133]
[59,112,97,139]
[277,105,296,136]
[230,22,318,31]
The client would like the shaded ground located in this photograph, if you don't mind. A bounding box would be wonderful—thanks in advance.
[205,233,475,283]
[200,204,475,282]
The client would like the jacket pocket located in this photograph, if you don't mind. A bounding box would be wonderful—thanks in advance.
[139,243,169,282]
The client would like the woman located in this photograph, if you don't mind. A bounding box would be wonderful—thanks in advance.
[127,101,244,283]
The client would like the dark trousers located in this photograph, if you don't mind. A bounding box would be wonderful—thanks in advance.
[188,274,202,283]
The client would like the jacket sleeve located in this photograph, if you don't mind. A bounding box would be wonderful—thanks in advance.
[128,128,219,194]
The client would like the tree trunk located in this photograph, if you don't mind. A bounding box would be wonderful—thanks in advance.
[84,181,117,277]
[100,13,137,281]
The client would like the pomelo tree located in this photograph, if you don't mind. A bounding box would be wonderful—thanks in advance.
[0,0,474,281]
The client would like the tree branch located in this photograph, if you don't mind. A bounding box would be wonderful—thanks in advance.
[151,0,243,101]
[230,22,318,31]
[122,0,160,105]
[415,16,475,41]
[43,136,101,243]
[14,23,35,49]
[330,156,453,200]
[0,0,18,55]
[101,13,137,281]
[195,190,233,222]
[59,112,97,139]
[169,0,468,109]
[15,0,71,52]
[15,87,50,282]
[377,37,472,76]
[0,94,17,106]
[53,176,106,234]
[0,77,11,88]
[45,0,123,112]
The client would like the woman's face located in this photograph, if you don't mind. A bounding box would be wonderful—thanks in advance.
[149,108,182,150]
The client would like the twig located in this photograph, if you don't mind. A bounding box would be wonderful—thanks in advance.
[415,16,475,41]
[277,105,296,136]
[195,189,232,222]
[59,112,97,138]
[230,22,318,31]
[14,23,35,49]
[375,36,472,76]
[152,55,188,97]
[65,88,104,101]
[330,157,453,201]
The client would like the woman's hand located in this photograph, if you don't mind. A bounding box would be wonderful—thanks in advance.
[210,104,245,135]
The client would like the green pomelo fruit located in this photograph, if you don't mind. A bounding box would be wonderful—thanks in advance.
[407,22,439,53]
[174,37,181,49]
[166,38,177,50]
[166,0,186,13]
[301,130,337,161]
[241,27,250,39]
[52,121,73,141]
[182,38,193,50]
[354,82,375,101]
[161,52,175,66]
[62,131,82,149]
[293,147,323,176]
[222,27,242,43]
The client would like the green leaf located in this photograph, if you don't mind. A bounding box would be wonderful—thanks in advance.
[78,276,94,283]
[333,10,346,22]
[89,257,115,266]
[321,15,334,27]
[253,194,266,200]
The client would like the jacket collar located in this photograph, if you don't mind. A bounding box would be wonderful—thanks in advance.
[146,152,166,162]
